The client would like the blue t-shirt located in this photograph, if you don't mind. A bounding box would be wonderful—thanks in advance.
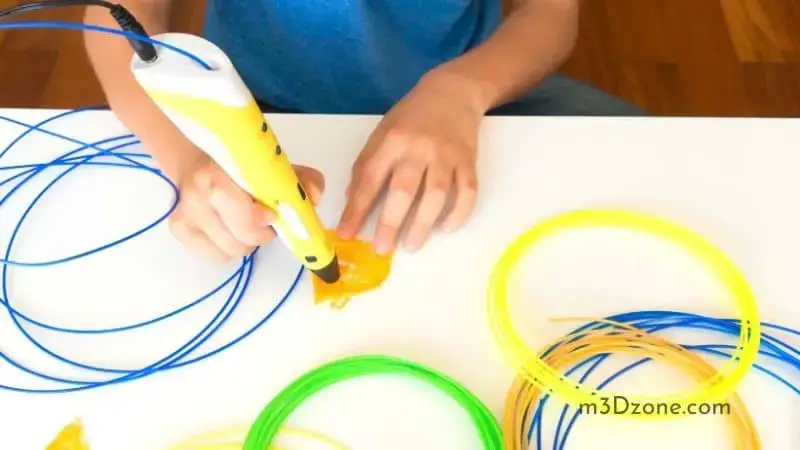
[203,0,501,114]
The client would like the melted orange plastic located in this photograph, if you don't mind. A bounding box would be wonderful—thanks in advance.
[47,420,89,450]
[312,230,393,308]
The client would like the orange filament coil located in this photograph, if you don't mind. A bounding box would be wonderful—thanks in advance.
[503,318,759,450]
[313,230,393,308]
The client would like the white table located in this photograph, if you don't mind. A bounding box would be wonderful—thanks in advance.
[0,109,798,449]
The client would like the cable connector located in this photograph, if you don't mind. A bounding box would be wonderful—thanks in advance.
[108,4,157,63]
[0,1,159,63]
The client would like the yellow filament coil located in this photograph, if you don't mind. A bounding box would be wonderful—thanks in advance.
[503,319,759,449]
[168,427,347,450]
[488,209,761,416]
[46,422,346,450]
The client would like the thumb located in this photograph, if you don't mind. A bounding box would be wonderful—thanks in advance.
[293,165,325,204]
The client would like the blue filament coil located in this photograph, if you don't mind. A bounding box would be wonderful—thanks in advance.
[0,20,303,394]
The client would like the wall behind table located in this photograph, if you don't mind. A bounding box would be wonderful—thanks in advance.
[0,0,206,108]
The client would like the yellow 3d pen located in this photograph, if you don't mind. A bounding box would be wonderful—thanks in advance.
[130,33,340,283]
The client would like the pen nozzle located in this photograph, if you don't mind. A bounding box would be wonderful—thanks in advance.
[312,254,341,284]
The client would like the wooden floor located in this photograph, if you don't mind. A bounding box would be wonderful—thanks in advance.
[0,0,798,116]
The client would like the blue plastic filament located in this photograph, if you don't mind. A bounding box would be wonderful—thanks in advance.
[526,311,799,449]
[0,21,303,394]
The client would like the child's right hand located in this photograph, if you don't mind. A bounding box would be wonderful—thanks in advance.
[167,152,325,263]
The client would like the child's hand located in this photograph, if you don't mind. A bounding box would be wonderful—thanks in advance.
[337,68,485,254]
[168,153,325,262]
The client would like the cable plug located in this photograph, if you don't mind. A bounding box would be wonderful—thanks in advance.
[108,3,157,63]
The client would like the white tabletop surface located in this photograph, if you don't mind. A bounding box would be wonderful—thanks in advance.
[0,109,798,449]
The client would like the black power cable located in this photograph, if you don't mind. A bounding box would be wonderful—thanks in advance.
[0,0,157,62]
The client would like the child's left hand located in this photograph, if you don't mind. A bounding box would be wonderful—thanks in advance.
[337,67,488,254]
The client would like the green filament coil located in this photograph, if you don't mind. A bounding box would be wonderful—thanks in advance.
[243,355,503,449]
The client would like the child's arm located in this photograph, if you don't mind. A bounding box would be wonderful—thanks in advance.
[83,0,196,182]
[438,0,580,109]
[83,1,324,262]
[338,0,579,253]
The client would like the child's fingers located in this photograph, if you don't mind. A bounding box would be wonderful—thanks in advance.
[338,170,382,239]
[294,165,325,204]
[169,219,231,263]
[373,161,425,253]
[180,161,323,263]
[208,186,275,247]
[200,162,277,247]
[338,139,396,239]
[402,165,451,251]
[170,185,249,259]
[440,164,477,232]
[187,191,253,258]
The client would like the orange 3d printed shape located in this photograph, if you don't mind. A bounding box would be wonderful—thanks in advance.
[312,230,393,308]
[47,419,89,450]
